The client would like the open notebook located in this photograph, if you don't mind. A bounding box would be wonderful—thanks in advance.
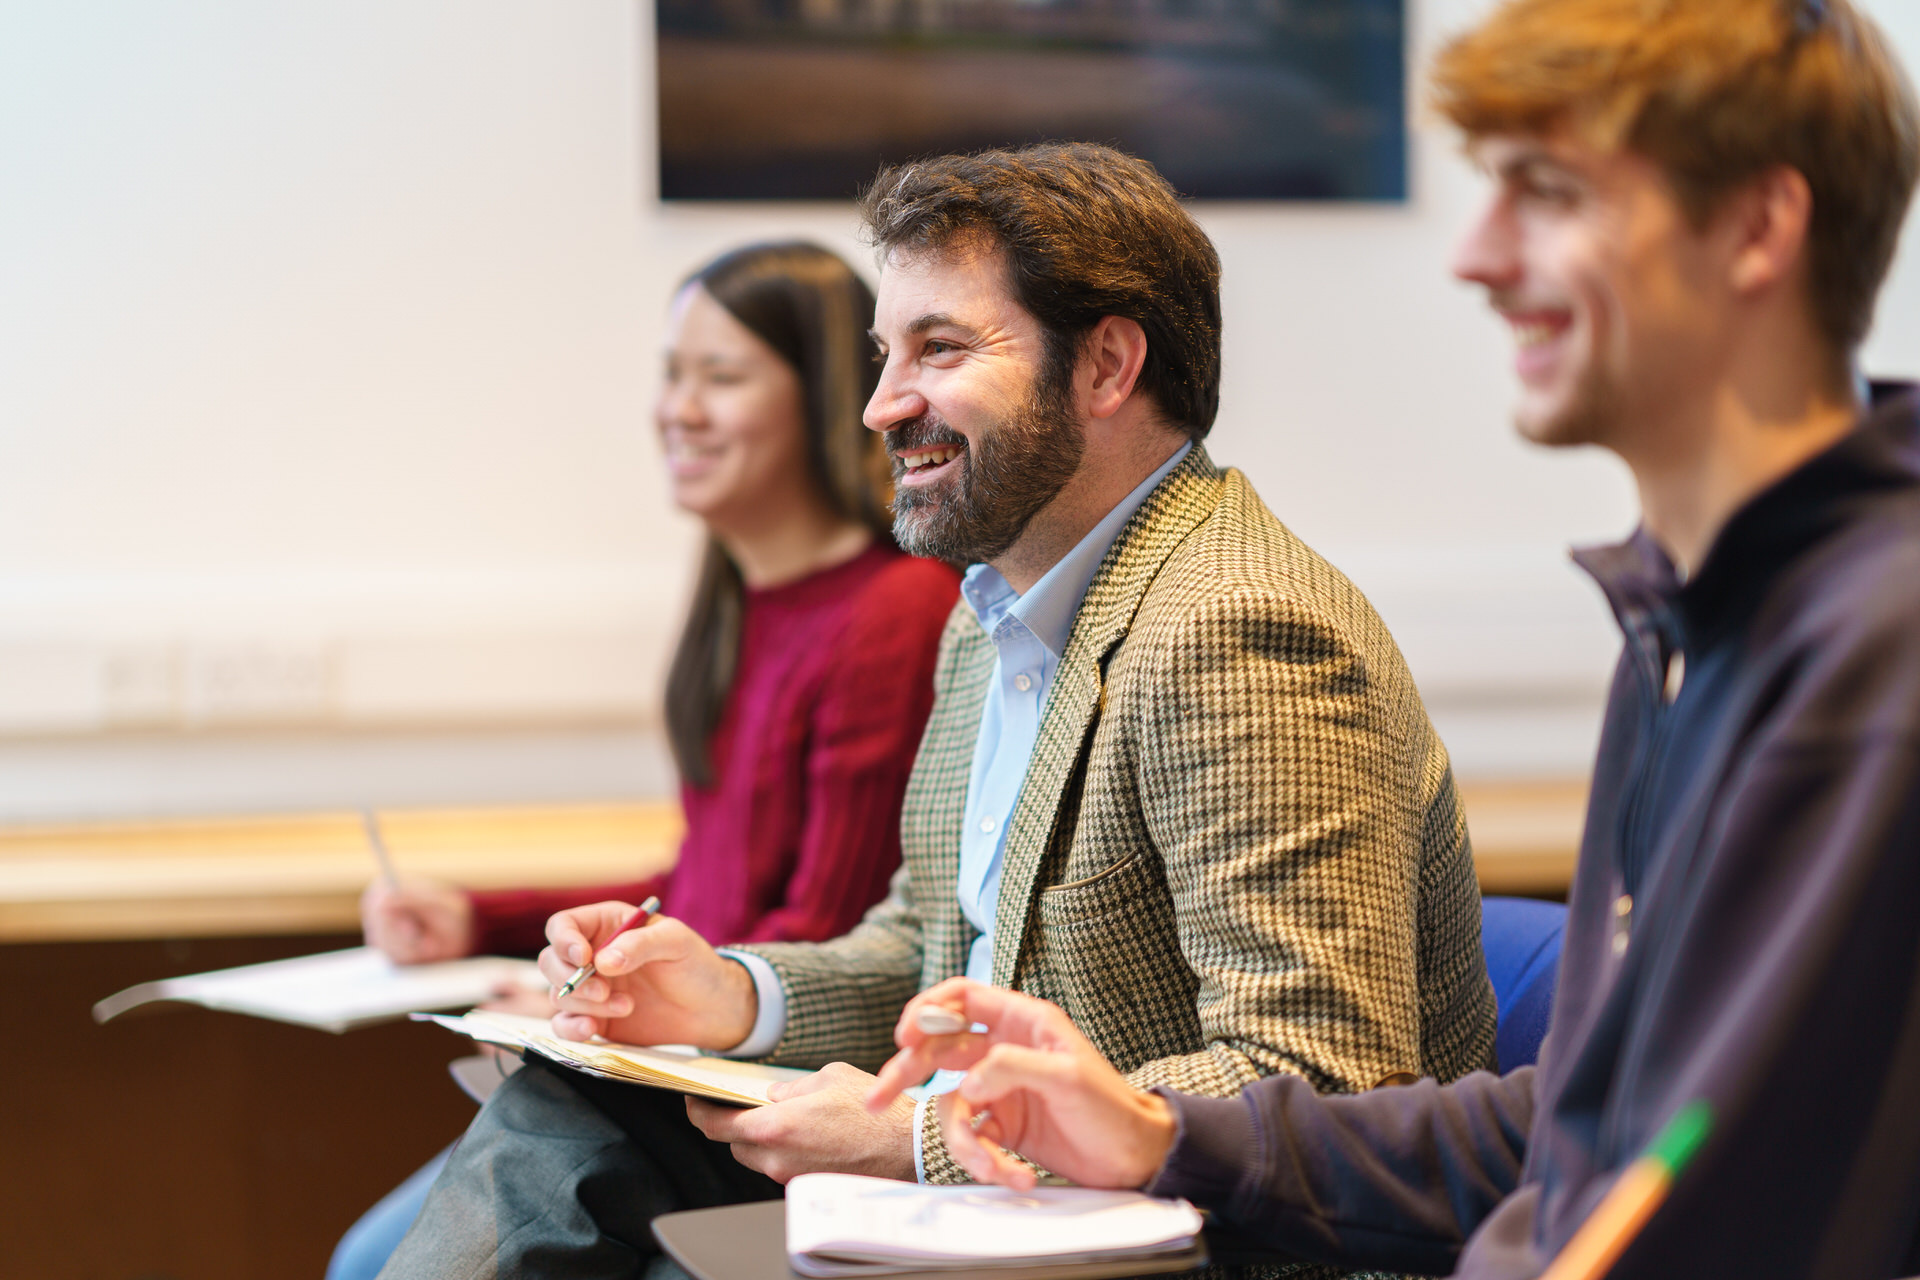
[420,1009,809,1107]
[92,946,546,1033]
[784,1173,1207,1278]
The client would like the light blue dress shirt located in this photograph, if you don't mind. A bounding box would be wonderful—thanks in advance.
[722,440,1192,1179]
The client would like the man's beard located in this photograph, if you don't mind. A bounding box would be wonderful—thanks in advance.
[886,369,1086,566]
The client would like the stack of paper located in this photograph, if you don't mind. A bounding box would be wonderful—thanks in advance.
[91,946,546,1034]
[422,1009,809,1107]
[784,1173,1207,1277]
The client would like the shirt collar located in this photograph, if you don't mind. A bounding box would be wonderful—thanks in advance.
[961,439,1193,657]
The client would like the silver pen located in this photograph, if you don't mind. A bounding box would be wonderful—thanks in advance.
[556,895,661,999]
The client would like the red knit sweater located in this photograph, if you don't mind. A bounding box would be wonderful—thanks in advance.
[468,543,959,956]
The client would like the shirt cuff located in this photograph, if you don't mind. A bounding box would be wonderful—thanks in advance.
[714,950,787,1059]
[912,1092,932,1184]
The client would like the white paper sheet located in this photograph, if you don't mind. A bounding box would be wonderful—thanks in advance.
[92,946,545,1033]
[785,1173,1204,1276]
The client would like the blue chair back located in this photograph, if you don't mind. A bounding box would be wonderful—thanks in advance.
[1480,895,1567,1072]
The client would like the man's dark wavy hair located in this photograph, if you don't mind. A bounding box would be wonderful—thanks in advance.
[858,142,1223,439]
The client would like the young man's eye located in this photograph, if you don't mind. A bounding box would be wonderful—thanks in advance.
[1520,177,1580,207]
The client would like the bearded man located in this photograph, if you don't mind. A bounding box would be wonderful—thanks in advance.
[380,143,1494,1280]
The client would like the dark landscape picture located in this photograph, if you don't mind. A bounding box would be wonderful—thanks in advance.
[657,0,1405,201]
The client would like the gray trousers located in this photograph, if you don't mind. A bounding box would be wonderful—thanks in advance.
[379,1053,782,1280]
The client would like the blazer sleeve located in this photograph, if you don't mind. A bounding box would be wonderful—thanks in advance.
[727,862,928,1070]
[1126,584,1442,1098]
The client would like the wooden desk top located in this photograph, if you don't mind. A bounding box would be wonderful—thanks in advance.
[1458,780,1587,897]
[0,782,1584,944]
[0,803,682,943]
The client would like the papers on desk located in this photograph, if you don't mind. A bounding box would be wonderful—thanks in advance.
[784,1173,1206,1278]
[420,1009,810,1107]
[91,946,545,1034]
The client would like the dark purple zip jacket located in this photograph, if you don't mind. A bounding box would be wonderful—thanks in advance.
[1148,385,1920,1279]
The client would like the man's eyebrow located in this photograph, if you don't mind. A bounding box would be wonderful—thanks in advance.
[870,313,978,347]
[907,311,971,336]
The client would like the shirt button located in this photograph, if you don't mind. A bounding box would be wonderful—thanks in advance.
[979,816,997,834]
[1014,673,1033,693]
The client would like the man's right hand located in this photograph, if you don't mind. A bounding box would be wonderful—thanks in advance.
[539,902,758,1050]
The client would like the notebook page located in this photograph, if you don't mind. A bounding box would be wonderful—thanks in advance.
[439,1010,810,1105]
[786,1173,1203,1265]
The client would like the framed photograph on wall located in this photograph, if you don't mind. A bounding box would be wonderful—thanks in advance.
[657,0,1406,202]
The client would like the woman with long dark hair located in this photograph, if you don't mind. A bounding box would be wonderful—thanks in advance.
[332,243,957,1280]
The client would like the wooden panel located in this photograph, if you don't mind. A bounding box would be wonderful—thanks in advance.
[0,802,682,942]
[1458,780,1587,898]
[0,933,484,1280]
[0,782,1582,946]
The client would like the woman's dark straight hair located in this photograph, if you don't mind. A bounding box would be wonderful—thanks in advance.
[663,243,892,788]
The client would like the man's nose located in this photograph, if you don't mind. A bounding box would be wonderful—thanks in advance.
[1451,197,1522,292]
[863,359,925,434]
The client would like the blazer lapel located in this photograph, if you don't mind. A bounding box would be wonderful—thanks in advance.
[989,446,1226,987]
[902,606,996,984]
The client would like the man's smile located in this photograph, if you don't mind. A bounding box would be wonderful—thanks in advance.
[1498,307,1576,381]
[896,443,966,486]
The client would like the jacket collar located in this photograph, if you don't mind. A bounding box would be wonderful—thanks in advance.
[1574,382,1920,661]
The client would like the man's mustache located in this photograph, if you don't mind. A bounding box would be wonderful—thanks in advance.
[884,417,968,460]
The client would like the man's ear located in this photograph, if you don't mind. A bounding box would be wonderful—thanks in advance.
[1082,316,1150,420]
[1726,165,1814,297]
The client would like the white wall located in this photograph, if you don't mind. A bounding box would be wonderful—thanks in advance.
[2,0,1917,819]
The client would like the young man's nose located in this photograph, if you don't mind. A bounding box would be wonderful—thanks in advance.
[1451,198,1524,292]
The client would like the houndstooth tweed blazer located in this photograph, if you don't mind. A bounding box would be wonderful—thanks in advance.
[736,444,1495,1188]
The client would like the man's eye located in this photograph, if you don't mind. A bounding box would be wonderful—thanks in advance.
[1521,179,1579,207]
[924,340,957,356]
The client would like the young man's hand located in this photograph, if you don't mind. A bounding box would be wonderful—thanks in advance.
[687,1063,918,1184]
[864,978,1177,1190]
[538,903,757,1050]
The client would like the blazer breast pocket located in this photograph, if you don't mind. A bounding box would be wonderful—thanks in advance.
[1038,854,1159,929]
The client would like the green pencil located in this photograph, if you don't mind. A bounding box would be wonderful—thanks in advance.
[1537,1102,1713,1280]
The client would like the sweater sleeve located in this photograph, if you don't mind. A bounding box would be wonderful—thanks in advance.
[467,877,667,959]
[734,558,956,945]
[1148,1069,1534,1276]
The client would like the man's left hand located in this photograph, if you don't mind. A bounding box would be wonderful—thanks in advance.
[686,1062,917,1184]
